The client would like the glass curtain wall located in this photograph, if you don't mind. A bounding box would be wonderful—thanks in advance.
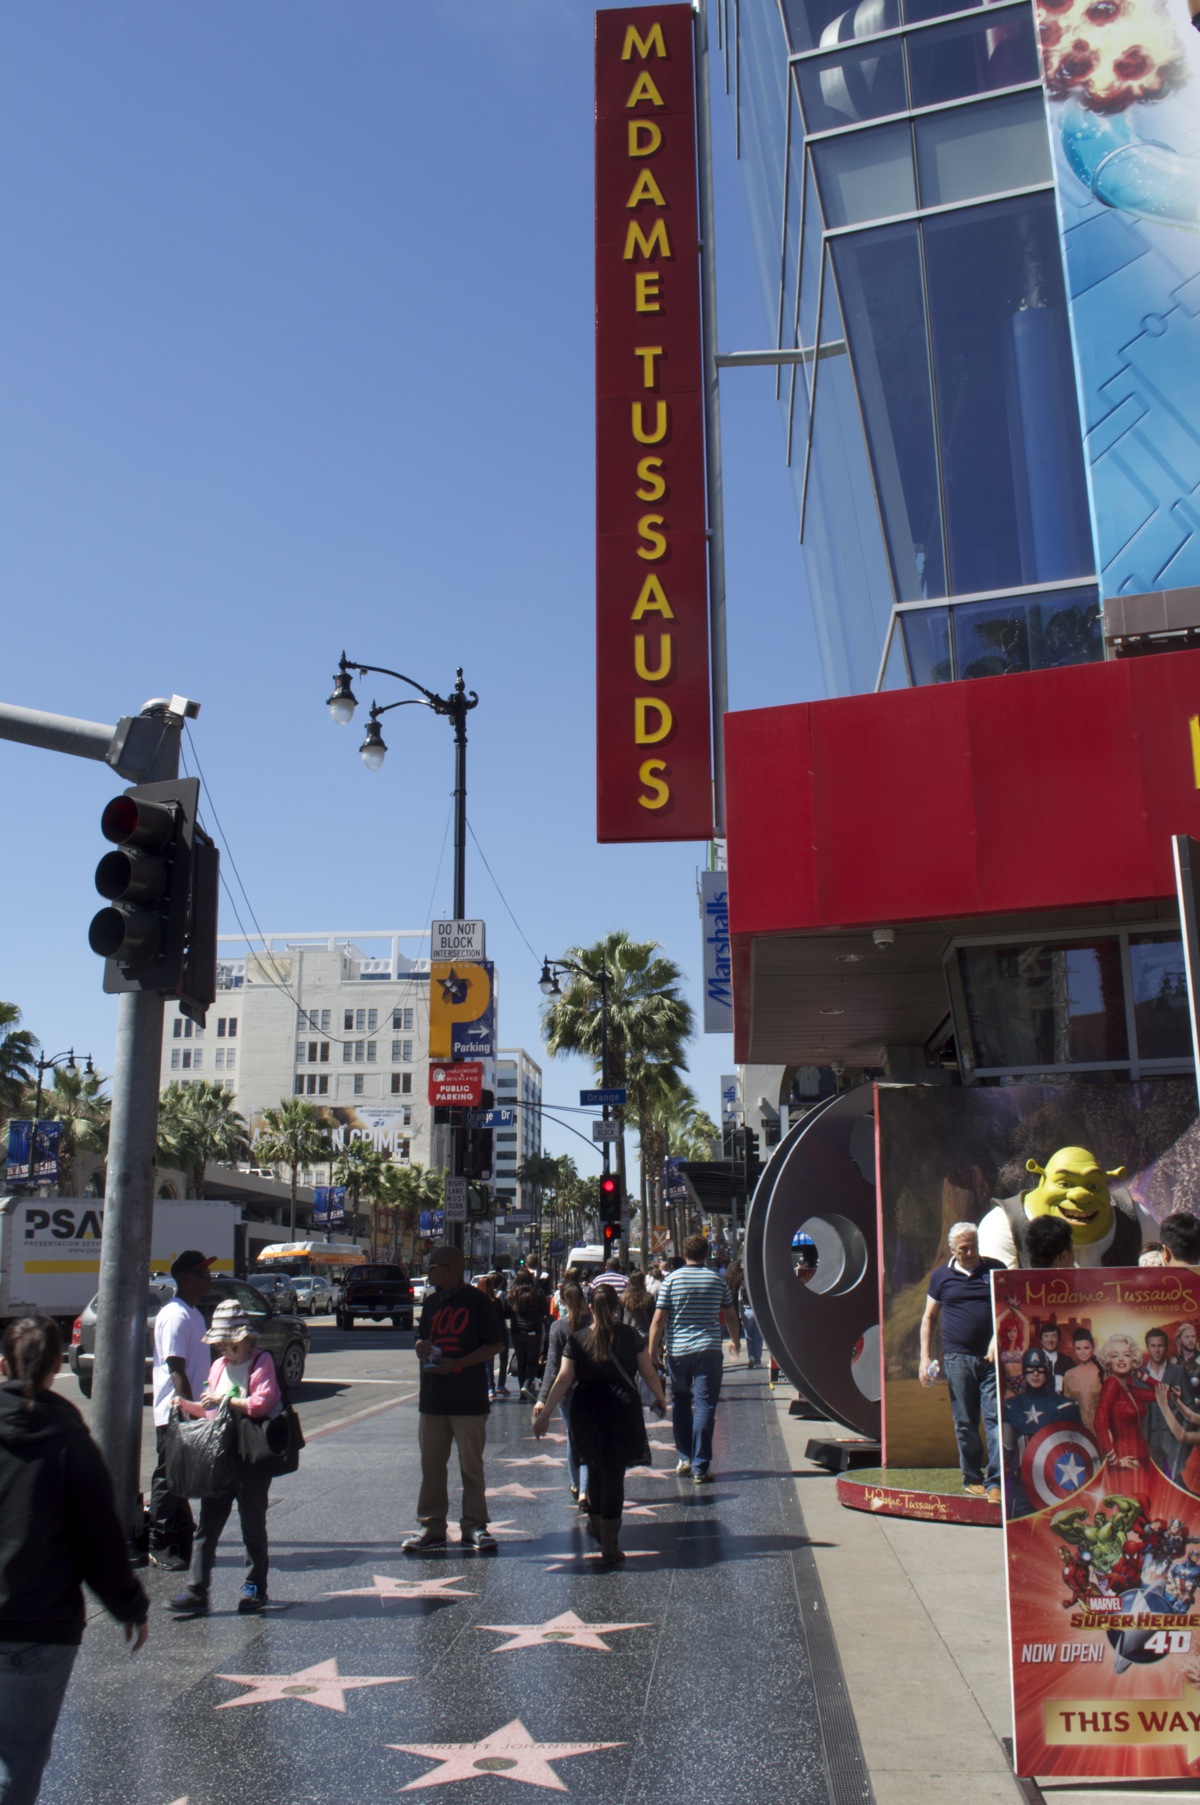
[729,0,1102,696]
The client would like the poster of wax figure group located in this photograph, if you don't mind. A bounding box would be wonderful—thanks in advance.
[877,1081,1200,1467]
[998,1263,1200,1780]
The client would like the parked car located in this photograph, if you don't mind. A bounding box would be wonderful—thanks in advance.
[68,1276,310,1398]
[246,1272,299,1312]
[336,1263,414,1331]
[411,1276,433,1306]
[291,1275,335,1315]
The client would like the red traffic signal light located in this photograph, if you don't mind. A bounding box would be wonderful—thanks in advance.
[602,1220,618,1250]
[599,1172,620,1226]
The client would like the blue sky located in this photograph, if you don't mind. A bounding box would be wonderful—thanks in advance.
[0,1,822,1174]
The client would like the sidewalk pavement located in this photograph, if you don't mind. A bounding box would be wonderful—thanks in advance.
[42,1361,1199,1804]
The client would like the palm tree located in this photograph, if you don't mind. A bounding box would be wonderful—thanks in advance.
[650,1084,720,1253]
[157,1081,251,1197]
[333,1138,390,1251]
[541,930,693,1214]
[0,1003,38,1120]
[33,1064,111,1196]
[379,1161,444,1263]
[254,1098,330,1236]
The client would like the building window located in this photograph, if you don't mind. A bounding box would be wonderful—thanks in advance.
[355,1009,366,1032]
[173,1019,183,1039]
[392,1007,414,1031]
[319,1042,330,1063]
[318,1074,329,1095]
[225,1048,236,1069]
[181,1049,192,1069]
[354,1041,365,1064]
[957,937,1127,1071]
[306,1074,318,1095]
[402,1071,412,1095]
[192,1052,202,1070]
[402,1106,412,1127]
[344,1010,354,1031]
[353,1074,364,1096]
[343,1043,353,1064]
[228,1018,237,1037]
[215,1048,224,1070]
[1129,934,1192,1063]
[391,1038,414,1063]
[225,1079,235,1092]
[296,1043,306,1064]
[170,1049,180,1069]
[294,1075,304,1095]
[367,1009,378,1032]
[366,1041,377,1063]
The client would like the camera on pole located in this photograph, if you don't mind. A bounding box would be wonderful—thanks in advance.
[88,776,219,1026]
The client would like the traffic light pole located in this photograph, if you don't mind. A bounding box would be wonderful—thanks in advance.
[0,692,198,1541]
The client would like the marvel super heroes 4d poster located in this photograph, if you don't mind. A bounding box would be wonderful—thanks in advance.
[998,1264,1200,1778]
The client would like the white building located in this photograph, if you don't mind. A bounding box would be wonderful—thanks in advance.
[161,931,435,1170]
[493,1047,542,1219]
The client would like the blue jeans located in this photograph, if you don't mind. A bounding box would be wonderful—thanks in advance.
[668,1347,724,1474]
[944,1351,1000,1488]
[0,1640,77,1805]
[742,1308,763,1366]
[560,1402,587,1497]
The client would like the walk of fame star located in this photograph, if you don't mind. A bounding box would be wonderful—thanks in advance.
[477,1609,654,1652]
[626,1465,674,1478]
[489,1482,560,1501]
[390,1717,624,1791]
[543,1549,660,1572]
[523,1431,568,1444]
[214,1658,411,1712]
[620,1501,665,1518]
[323,1573,478,1603]
[499,1454,562,1467]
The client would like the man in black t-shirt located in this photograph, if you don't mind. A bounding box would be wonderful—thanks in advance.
[919,1222,1006,1503]
[403,1246,505,1553]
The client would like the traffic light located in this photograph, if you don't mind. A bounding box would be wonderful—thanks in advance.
[602,1220,619,1253]
[88,777,219,1025]
[745,1129,764,1188]
[598,1172,620,1226]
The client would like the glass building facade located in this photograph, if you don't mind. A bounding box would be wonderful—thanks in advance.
[720,0,1102,697]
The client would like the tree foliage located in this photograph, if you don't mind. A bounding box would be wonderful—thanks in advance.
[157,1081,251,1196]
[0,1003,38,1121]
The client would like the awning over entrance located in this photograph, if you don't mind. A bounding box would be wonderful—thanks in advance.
[725,650,1200,1065]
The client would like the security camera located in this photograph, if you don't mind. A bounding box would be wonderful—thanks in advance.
[873,928,895,951]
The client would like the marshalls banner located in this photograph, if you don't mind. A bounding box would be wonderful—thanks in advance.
[997,1263,1200,1780]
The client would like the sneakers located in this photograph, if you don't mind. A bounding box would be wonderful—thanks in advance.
[986,1486,1002,1507]
[693,1470,714,1486]
[148,1548,190,1572]
[675,1458,692,1475]
[488,1390,497,1401]
[237,1584,268,1614]
[963,1483,987,1498]
[519,1386,536,1402]
[166,1586,208,1618]
[460,1528,497,1551]
[402,1529,448,1553]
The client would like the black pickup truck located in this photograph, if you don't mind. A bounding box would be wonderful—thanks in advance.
[336,1263,415,1331]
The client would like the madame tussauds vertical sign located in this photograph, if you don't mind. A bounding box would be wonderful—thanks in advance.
[595,6,712,843]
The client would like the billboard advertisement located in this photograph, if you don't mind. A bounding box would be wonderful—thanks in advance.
[1042,0,1200,595]
[877,1081,1200,1467]
[998,1263,1200,1780]
[595,5,712,843]
[429,960,495,1061]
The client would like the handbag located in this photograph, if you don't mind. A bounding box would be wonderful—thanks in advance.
[162,1402,239,1499]
[608,1347,654,1470]
[237,1406,304,1476]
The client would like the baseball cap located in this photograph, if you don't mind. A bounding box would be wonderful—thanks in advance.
[170,1249,215,1282]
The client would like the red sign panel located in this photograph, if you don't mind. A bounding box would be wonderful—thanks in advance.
[595,5,712,843]
[427,1062,483,1107]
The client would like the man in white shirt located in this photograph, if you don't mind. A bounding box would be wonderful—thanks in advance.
[148,1251,213,1570]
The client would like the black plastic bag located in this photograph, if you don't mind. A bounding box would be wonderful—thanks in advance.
[162,1403,238,1499]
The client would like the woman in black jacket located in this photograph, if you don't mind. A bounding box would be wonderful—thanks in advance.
[0,1316,148,1803]
[507,1271,548,1402]
[533,1286,667,1566]
[538,1283,591,1504]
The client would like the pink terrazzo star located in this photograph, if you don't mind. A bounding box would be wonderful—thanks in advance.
[542,1548,660,1572]
[489,1482,560,1501]
[390,1717,624,1791]
[522,1431,568,1444]
[215,1657,410,1712]
[498,1454,563,1468]
[620,1501,665,1518]
[477,1608,653,1652]
[323,1573,478,1603]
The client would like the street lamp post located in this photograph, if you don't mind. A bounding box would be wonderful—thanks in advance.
[327,653,478,920]
[327,653,479,1251]
[23,1049,95,1190]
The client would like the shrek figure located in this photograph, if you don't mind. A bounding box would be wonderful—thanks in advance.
[978,1146,1156,1269]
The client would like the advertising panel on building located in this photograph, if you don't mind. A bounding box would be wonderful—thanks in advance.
[1039,2,1200,598]
[595,5,712,842]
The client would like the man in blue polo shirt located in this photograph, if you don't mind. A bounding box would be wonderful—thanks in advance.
[919,1222,1005,1503]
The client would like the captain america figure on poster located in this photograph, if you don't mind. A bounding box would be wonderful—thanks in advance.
[1003,1348,1084,1516]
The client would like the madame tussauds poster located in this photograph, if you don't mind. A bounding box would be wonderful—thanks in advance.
[998,1264,1200,1779]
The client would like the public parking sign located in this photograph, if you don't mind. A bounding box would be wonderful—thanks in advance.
[428,1062,484,1107]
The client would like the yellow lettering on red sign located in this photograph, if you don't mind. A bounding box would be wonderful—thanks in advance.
[624,219,672,261]
[635,698,673,744]
[635,455,665,501]
[634,346,663,386]
[627,169,667,208]
[636,514,667,561]
[637,758,671,810]
[621,22,667,59]
[635,633,672,682]
[627,119,663,158]
[631,574,674,620]
[634,271,662,312]
[631,400,668,444]
[625,71,665,107]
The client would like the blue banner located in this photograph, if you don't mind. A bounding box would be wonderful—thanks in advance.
[312,1185,346,1229]
[32,1121,61,1185]
[6,1120,32,1185]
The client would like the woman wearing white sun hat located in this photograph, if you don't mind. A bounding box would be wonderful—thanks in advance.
[167,1300,282,1620]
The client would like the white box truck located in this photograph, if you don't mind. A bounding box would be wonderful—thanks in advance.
[0,1196,243,1325]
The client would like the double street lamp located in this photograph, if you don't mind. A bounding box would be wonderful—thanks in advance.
[326,653,478,920]
[34,1048,95,1124]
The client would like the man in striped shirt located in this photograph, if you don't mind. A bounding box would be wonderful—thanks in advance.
[588,1258,628,1299]
[648,1235,738,1483]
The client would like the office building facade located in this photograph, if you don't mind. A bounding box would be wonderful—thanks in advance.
[722,0,1200,699]
[493,1048,544,1220]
